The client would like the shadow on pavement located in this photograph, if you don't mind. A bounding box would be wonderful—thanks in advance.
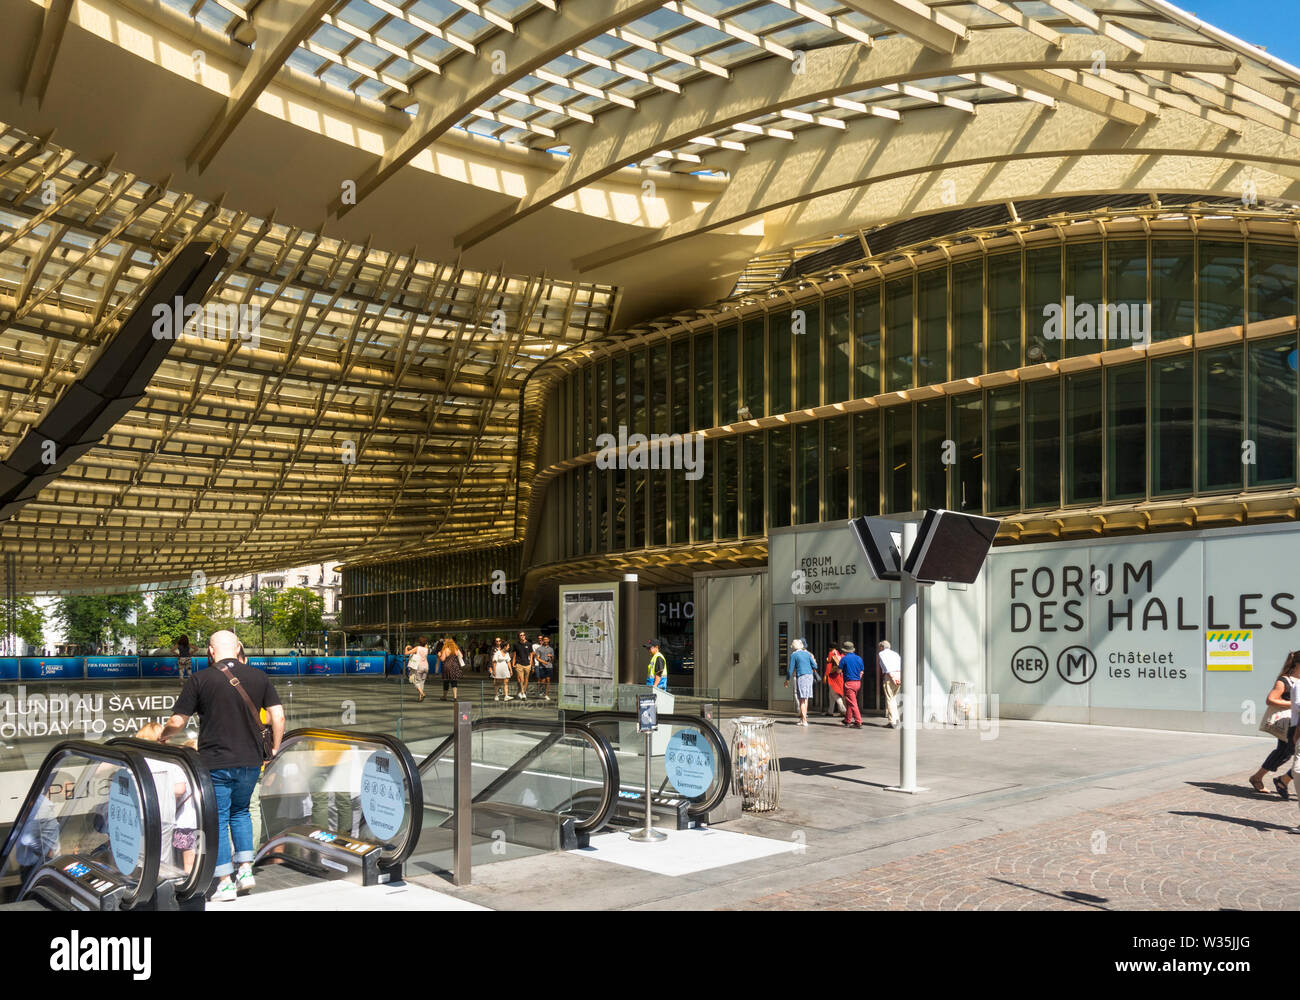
[1168,810,1295,833]
[988,877,1110,910]
[1186,780,1285,802]
[778,756,893,789]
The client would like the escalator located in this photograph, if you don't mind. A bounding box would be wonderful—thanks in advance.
[406,711,731,874]
[407,718,619,875]
[252,728,423,892]
[0,739,215,911]
[573,712,731,831]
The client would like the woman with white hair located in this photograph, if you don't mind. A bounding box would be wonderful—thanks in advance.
[783,638,820,727]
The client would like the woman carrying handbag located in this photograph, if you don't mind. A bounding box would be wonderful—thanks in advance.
[1249,650,1300,797]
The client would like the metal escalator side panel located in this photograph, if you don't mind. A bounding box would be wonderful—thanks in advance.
[258,728,423,870]
[105,737,218,902]
[0,741,162,910]
[23,854,133,911]
[570,712,732,818]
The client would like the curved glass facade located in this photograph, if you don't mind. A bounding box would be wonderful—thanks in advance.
[548,234,1300,558]
[341,542,521,629]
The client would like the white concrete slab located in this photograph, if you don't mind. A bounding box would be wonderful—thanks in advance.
[213,880,488,911]
[574,827,800,877]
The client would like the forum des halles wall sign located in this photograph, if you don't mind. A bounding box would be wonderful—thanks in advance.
[985,522,1300,728]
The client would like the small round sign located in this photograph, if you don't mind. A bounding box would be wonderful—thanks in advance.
[664,730,713,799]
[360,750,406,843]
[107,768,142,876]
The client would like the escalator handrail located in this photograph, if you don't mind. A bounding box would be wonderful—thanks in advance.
[266,728,424,867]
[0,740,163,909]
[106,738,218,900]
[572,711,733,817]
[417,717,621,836]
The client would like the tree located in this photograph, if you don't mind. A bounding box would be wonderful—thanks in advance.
[139,587,193,650]
[187,586,235,641]
[0,595,45,651]
[52,594,145,652]
[271,587,325,644]
[244,589,291,651]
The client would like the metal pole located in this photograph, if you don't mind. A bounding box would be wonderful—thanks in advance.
[619,573,639,685]
[453,700,472,884]
[887,521,927,795]
[629,730,666,843]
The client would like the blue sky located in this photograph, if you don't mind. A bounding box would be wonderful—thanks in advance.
[1179,1,1300,67]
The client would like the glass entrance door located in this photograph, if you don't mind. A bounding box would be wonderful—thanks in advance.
[799,608,887,718]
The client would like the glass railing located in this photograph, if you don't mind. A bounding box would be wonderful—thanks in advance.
[0,741,162,909]
[254,729,422,883]
[407,714,618,876]
[106,737,217,901]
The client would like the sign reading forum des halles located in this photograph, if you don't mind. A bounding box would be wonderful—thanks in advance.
[985,524,1300,726]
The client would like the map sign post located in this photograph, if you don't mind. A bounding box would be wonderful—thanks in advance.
[558,583,618,709]
[629,694,666,844]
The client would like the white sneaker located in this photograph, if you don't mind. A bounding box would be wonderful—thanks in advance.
[212,880,237,903]
[519,692,527,700]
[494,693,501,701]
[543,695,551,701]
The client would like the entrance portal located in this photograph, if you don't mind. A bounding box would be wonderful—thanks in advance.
[800,605,886,719]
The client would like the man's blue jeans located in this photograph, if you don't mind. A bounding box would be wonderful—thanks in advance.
[211,766,261,878]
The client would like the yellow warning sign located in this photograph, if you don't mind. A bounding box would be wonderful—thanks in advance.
[1206,631,1253,672]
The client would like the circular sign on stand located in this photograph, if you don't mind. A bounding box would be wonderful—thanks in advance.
[360,750,406,843]
[664,729,713,799]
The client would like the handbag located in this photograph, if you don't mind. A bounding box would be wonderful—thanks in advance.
[215,661,274,761]
[1260,706,1292,741]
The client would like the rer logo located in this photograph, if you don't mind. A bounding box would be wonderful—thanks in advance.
[1057,646,1097,685]
[1011,646,1049,684]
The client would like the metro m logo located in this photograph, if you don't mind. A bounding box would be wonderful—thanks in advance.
[1056,646,1097,685]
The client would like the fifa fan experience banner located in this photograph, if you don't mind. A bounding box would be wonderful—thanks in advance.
[0,654,390,680]
[559,583,618,687]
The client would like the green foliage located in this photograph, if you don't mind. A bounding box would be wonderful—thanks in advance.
[270,587,325,643]
[138,587,193,650]
[0,595,45,649]
[53,593,145,651]
[187,586,235,641]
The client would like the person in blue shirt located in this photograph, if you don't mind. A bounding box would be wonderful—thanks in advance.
[837,641,866,728]
[783,638,820,727]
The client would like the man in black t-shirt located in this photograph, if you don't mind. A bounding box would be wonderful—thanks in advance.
[510,631,534,700]
[159,629,283,902]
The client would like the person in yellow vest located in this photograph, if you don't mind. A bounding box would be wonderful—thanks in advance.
[643,638,668,690]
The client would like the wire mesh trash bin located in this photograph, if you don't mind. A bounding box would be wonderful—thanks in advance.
[947,681,976,726]
[731,716,779,812]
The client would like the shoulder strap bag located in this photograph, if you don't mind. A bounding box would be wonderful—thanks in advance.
[215,661,274,761]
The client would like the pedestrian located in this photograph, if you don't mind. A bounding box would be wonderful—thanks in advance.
[404,636,430,702]
[877,640,902,729]
[491,638,511,700]
[1252,650,1300,796]
[473,643,489,676]
[784,638,819,726]
[175,633,192,681]
[157,629,283,903]
[533,634,555,701]
[439,635,464,702]
[838,640,866,729]
[643,638,668,690]
[511,630,534,700]
[823,641,846,718]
